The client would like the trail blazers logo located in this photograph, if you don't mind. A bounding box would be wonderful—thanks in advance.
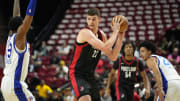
[80,86,84,91]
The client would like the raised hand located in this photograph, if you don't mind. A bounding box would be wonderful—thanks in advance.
[111,16,122,33]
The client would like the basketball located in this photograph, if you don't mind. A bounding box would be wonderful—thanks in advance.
[111,15,128,32]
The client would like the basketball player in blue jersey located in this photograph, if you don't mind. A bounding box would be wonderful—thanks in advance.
[69,8,127,101]
[139,41,180,101]
[106,41,150,101]
[1,0,36,101]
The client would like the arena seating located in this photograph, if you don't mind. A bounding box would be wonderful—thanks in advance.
[47,0,180,50]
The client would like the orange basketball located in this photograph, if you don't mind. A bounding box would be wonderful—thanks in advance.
[111,15,128,32]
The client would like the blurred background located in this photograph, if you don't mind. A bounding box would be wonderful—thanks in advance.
[0,0,180,101]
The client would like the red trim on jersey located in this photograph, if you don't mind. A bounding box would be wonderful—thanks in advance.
[122,56,135,65]
[69,43,88,70]
[69,73,79,97]
[98,30,103,41]
[136,57,139,82]
[69,43,88,97]
[116,57,121,101]
[136,57,139,72]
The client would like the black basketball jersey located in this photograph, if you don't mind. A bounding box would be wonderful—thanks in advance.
[69,29,103,77]
[113,56,145,86]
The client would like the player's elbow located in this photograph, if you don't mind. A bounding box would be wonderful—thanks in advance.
[102,48,118,61]
[110,56,118,61]
[108,54,118,61]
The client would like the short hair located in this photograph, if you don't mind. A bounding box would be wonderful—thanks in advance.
[121,41,136,56]
[87,8,100,17]
[8,16,23,31]
[139,40,156,54]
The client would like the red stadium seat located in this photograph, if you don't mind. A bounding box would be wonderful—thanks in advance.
[55,78,67,88]
[47,0,180,48]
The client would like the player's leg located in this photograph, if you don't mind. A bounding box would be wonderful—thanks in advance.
[174,80,180,101]
[127,88,134,101]
[1,77,19,101]
[165,80,180,101]
[115,85,127,101]
[89,80,101,101]
[22,88,35,101]
[69,76,91,101]
[1,92,20,101]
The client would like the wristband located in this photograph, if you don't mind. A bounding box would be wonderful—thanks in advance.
[26,0,36,16]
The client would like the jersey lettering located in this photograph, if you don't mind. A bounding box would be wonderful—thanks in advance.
[5,43,12,64]
[7,43,12,58]
[92,50,99,58]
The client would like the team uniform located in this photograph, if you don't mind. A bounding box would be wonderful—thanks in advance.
[113,56,145,101]
[69,29,103,101]
[1,34,35,101]
[151,55,180,101]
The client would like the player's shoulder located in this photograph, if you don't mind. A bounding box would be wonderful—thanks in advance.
[146,57,157,65]
[79,28,91,33]
[78,28,93,37]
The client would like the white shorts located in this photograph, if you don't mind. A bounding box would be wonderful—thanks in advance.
[1,76,35,101]
[165,79,180,101]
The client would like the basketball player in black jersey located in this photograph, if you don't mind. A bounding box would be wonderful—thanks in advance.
[106,41,150,101]
[69,8,127,101]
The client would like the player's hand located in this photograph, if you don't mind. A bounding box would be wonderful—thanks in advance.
[145,89,150,99]
[111,16,122,33]
[106,88,111,97]
[157,89,165,101]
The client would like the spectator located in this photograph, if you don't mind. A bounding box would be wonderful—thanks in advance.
[29,56,35,72]
[159,37,169,56]
[63,87,74,101]
[57,60,69,80]
[50,50,60,65]
[33,51,42,66]
[36,80,53,100]
[39,41,49,57]
[168,47,180,65]
[60,60,68,74]
[51,91,64,101]
[58,41,71,56]
[33,91,45,101]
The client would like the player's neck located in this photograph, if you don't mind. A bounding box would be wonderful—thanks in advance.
[92,28,98,36]
[124,55,134,61]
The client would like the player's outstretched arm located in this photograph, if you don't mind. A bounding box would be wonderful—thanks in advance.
[140,70,150,99]
[106,68,116,96]
[146,57,165,101]
[15,0,36,50]
[13,0,21,17]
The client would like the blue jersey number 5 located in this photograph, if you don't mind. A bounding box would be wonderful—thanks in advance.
[7,43,12,58]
